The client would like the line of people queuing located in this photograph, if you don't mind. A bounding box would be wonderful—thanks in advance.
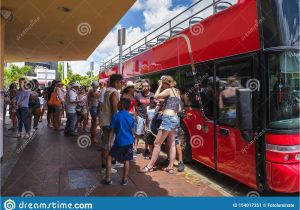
[5,74,186,186]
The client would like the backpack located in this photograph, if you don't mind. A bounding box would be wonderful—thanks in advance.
[48,89,61,107]
[149,112,163,137]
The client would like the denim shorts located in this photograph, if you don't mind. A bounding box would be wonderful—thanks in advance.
[90,106,98,118]
[135,116,145,136]
[159,115,179,131]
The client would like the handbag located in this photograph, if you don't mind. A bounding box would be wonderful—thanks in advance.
[149,112,163,137]
[48,90,61,107]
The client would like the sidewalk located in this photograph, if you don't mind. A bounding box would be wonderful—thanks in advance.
[1,120,224,197]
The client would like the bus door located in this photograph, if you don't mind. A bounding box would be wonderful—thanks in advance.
[214,57,257,187]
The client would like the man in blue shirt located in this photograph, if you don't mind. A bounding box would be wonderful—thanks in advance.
[104,98,135,186]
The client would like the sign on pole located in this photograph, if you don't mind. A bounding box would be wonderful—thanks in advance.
[118,28,126,74]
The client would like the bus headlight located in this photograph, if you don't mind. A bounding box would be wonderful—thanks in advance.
[295,154,300,161]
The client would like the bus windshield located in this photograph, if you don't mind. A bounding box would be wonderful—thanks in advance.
[269,51,300,130]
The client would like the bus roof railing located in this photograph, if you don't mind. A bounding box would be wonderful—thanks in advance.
[100,0,236,72]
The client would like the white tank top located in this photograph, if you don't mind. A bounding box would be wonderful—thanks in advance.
[100,87,119,126]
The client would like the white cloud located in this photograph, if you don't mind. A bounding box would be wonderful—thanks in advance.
[69,0,238,75]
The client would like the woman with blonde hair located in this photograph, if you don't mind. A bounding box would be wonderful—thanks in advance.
[140,75,181,174]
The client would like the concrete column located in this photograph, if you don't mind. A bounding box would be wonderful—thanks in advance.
[0,16,4,89]
[0,16,5,159]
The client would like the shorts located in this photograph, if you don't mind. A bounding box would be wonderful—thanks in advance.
[135,116,145,135]
[100,126,111,150]
[109,144,133,162]
[159,115,179,131]
[53,106,61,114]
[90,106,98,119]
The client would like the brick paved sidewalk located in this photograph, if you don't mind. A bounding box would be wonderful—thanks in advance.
[1,121,224,197]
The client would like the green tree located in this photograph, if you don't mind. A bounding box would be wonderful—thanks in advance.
[67,68,73,80]
[4,65,32,87]
[58,63,63,81]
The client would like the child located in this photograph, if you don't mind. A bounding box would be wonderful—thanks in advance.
[144,97,158,159]
[104,98,135,186]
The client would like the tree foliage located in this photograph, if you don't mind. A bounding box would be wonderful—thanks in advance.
[58,63,63,81]
[66,68,98,87]
[4,65,32,87]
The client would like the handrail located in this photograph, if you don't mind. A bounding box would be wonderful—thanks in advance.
[100,0,236,72]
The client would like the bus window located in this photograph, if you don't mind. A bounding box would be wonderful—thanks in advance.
[268,51,300,130]
[216,60,252,127]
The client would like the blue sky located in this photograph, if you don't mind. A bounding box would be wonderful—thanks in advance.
[67,0,199,74]
[68,0,237,74]
[119,0,192,30]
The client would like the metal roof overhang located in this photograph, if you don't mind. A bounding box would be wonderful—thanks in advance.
[1,0,135,62]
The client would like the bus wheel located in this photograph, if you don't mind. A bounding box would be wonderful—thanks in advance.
[180,123,192,163]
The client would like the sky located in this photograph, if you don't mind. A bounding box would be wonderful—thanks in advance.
[67,0,237,75]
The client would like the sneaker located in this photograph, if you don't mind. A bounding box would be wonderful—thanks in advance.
[111,168,117,173]
[100,168,117,174]
[121,179,129,186]
[16,133,22,138]
[160,158,169,167]
[102,179,112,185]
[23,133,31,139]
[113,162,124,168]
[178,162,185,172]
[133,149,137,158]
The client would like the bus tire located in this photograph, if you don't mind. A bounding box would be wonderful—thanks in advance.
[180,123,192,163]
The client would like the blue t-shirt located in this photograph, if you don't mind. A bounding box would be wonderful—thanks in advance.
[110,110,135,146]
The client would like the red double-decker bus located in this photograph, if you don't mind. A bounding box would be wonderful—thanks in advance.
[100,0,300,193]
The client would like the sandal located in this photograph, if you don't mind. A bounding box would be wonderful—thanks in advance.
[139,166,154,173]
[163,167,175,174]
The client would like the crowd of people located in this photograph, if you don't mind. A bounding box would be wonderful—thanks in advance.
[5,74,186,186]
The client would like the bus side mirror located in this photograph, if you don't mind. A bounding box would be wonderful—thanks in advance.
[236,89,253,131]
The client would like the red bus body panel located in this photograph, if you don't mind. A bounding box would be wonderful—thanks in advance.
[102,0,299,192]
[120,0,260,78]
[266,133,300,193]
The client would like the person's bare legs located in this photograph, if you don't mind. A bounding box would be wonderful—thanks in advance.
[146,130,170,168]
[102,150,109,168]
[106,155,112,180]
[123,160,130,180]
[176,134,183,163]
[82,113,88,132]
[91,117,97,143]
[134,134,139,151]
[167,130,176,169]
